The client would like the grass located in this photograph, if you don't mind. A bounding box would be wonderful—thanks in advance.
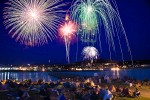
[116,97,150,100]
[138,86,150,91]
[100,82,150,99]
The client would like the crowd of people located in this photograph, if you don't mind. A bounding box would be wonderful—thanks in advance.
[0,74,143,100]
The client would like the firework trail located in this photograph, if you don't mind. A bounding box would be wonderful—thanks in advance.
[71,0,133,62]
[59,15,77,63]
[3,0,65,46]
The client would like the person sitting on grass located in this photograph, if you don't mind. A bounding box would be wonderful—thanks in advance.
[39,88,46,97]
[83,90,90,100]
[109,85,116,93]
[17,86,30,100]
[57,91,66,100]
[90,91,99,100]
[116,86,122,93]
[133,88,140,97]
[75,91,83,100]
[99,86,105,99]
[122,87,132,97]
[103,88,113,100]
[0,82,2,90]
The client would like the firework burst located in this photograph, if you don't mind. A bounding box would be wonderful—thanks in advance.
[3,0,64,46]
[82,46,99,60]
[71,0,133,62]
[59,15,77,63]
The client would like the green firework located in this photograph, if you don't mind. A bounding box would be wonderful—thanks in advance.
[71,0,133,63]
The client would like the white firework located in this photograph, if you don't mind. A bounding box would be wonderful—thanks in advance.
[3,0,64,46]
[82,46,99,60]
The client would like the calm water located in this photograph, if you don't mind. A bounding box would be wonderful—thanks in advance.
[60,69,150,80]
[0,69,150,81]
[0,72,58,82]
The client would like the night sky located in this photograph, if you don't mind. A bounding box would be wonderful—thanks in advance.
[0,0,150,65]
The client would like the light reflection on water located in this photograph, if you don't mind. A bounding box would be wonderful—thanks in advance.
[0,69,150,81]
[60,69,150,80]
[0,72,58,82]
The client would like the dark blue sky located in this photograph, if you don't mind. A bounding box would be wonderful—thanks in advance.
[0,0,150,65]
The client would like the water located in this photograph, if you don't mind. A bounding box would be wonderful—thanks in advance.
[60,69,150,80]
[0,69,150,81]
[0,72,58,82]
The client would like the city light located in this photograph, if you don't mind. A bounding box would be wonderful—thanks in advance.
[111,68,120,71]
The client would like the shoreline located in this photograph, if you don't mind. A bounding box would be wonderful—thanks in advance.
[0,67,150,72]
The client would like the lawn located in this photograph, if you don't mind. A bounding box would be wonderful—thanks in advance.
[116,97,150,100]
